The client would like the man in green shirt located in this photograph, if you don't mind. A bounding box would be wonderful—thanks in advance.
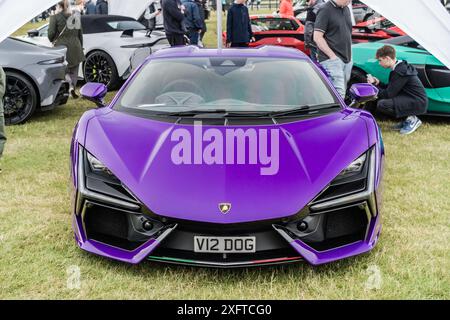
[0,66,6,171]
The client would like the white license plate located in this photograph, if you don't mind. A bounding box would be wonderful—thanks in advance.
[194,236,256,253]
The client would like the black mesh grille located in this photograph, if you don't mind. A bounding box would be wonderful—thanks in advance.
[85,205,128,239]
[303,206,369,251]
[84,203,145,251]
[325,207,368,239]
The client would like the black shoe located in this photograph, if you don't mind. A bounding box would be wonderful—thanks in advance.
[70,89,79,99]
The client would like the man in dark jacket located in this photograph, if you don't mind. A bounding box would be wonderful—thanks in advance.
[195,0,207,43]
[162,0,186,46]
[181,0,203,45]
[369,45,428,135]
[304,0,325,61]
[96,0,108,15]
[226,0,254,48]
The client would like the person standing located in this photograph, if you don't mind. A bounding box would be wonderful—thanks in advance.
[48,0,85,99]
[279,0,294,16]
[226,0,254,48]
[85,0,96,15]
[256,0,261,11]
[222,0,227,15]
[49,5,57,15]
[0,66,6,172]
[95,0,108,15]
[195,0,207,44]
[181,0,203,45]
[161,0,186,46]
[368,45,427,135]
[304,0,325,61]
[72,0,86,15]
[313,0,353,98]
[141,0,162,30]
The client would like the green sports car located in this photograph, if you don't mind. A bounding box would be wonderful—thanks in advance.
[352,36,450,116]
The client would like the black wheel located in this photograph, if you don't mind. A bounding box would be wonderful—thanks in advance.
[3,71,38,125]
[83,51,120,90]
[349,68,367,88]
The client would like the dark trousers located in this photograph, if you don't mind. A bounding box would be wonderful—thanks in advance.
[167,34,185,47]
[186,29,199,45]
[377,99,397,118]
[230,42,249,48]
[309,46,318,62]
[200,27,207,41]
[66,65,79,91]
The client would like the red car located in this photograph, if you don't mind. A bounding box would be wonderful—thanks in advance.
[222,14,405,53]
[352,17,406,43]
[223,15,309,54]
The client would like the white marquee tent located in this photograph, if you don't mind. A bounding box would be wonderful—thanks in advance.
[361,0,450,70]
[109,0,153,20]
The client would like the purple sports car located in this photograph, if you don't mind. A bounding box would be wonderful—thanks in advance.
[70,46,384,267]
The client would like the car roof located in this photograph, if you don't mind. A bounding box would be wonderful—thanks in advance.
[150,45,309,60]
[80,15,140,34]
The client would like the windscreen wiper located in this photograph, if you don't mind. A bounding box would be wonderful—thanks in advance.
[267,103,341,117]
[150,104,341,118]
[152,109,230,117]
[152,109,280,118]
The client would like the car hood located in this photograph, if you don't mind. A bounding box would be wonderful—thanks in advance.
[82,109,370,224]
[5,37,66,56]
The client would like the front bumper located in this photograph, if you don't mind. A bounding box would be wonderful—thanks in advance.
[72,196,381,267]
[71,146,382,267]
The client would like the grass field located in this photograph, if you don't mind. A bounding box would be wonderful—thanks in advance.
[0,11,449,300]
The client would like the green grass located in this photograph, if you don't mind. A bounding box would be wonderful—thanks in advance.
[0,12,449,300]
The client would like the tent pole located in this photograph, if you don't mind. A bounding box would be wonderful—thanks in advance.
[217,0,223,49]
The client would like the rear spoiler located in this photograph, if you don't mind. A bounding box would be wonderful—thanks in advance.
[121,29,134,38]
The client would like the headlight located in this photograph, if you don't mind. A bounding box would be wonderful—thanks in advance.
[77,146,140,211]
[310,148,375,211]
[336,153,367,180]
[86,152,114,176]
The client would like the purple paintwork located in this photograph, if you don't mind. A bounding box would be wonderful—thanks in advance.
[72,213,160,264]
[83,109,369,224]
[283,210,382,266]
[80,82,108,101]
[349,83,379,103]
[70,46,384,266]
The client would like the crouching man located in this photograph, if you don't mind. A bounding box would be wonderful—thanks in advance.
[0,66,6,172]
[369,45,428,135]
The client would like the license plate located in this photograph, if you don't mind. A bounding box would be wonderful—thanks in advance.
[194,236,256,253]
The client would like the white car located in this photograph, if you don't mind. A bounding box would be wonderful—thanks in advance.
[18,15,170,89]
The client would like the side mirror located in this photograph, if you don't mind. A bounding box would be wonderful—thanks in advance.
[27,29,39,37]
[80,82,108,108]
[349,83,378,107]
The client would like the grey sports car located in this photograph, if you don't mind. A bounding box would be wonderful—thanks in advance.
[0,37,69,125]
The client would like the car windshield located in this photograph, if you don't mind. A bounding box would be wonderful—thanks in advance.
[116,57,338,114]
[107,20,146,31]
[251,18,299,31]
